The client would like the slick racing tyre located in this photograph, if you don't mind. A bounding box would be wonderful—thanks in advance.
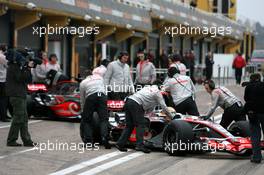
[163,120,194,156]
[80,112,102,144]
[229,121,251,137]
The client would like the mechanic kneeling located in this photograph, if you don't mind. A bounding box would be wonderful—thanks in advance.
[203,80,246,129]
[80,69,111,149]
[244,73,264,163]
[115,82,174,153]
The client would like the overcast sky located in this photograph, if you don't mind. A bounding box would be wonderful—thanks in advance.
[237,0,263,25]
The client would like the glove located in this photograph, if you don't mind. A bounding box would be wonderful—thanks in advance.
[200,115,210,120]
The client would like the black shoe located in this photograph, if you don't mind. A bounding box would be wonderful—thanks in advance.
[135,146,151,153]
[102,138,111,149]
[7,142,22,147]
[251,159,261,164]
[103,142,112,149]
[24,142,37,147]
[115,144,128,152]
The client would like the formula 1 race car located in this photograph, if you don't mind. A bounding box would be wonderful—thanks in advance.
[162,114,262,156]
[27,81,81,119]
[109,107,264,156]
[27,82,126,119]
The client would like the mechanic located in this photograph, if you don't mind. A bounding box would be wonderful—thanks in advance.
[163,66,199,116]
[135,51,156,87]
[5,49,36,147]
[104,51,134,100]
[244,73,264,163]
[80,69,111,149]
[115,82,175,153]
[203,80,246,128]
[0,45,9,122]
[169,54,187,75]
[92,59,110,78]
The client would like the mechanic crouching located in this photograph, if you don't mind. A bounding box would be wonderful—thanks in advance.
[80,69,111,149]
[115,82,174,153]
[203,80,246,129]
[244,73,264,163]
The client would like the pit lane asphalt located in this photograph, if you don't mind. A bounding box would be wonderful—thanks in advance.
[0,84,263,175]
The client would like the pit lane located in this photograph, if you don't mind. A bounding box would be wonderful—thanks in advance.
[0,85,263,175]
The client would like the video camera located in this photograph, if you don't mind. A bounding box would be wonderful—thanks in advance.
[5,48,42,68]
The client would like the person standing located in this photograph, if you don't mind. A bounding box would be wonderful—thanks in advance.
[6,49,36,146]
[80,69,111,149]
[47,53,61,72]
[31,51,49,83]
[244,73,264,163]
[104,51,134,100]
[186,50,196,84]
[205,52,214,80]
[159,49,169,69]
[135,51,156,86]
[232,52,246,85]
[0,45,9,122]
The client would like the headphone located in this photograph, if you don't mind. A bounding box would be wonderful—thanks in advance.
[204,80,215,89]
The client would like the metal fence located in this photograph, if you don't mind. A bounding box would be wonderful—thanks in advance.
[130,64,260,86]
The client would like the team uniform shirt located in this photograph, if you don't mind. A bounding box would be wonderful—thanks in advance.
[135,61,156,84]
[47,63,61,72]
[128,85,174,119]
[170,62,187,75]
[163,74,196,106]
[205,86,242,117]
[104,60,134,93]
[80,74,106,110]
[92,65,107,77]
[31,60,49,83]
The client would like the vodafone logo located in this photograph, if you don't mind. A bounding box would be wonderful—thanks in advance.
[107,100,124,109]
[68,102,81,115]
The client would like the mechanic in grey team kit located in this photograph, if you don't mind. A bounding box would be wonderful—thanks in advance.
[79,69,111,149]
[163,66,199,116]
[115,83,175,153]
[203,80,246,128]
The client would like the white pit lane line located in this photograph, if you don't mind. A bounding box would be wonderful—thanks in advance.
[50,151,126,175]
[0,120,42,129]
[78,152,144,175]
[0,147,38,160]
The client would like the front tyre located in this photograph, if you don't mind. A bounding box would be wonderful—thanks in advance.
[163,120,194,156]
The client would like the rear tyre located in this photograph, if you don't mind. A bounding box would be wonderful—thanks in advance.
[163,120,194,156]
[229,121,251,137]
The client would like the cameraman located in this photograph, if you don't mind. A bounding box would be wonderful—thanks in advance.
[6,49,36,147]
